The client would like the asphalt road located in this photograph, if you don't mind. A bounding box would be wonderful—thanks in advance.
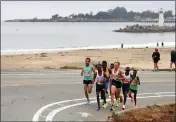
[1,70,175,121]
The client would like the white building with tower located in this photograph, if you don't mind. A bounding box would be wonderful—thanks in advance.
[158,8,164,26]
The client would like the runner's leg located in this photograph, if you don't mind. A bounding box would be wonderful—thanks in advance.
[133,90,137,107]
[96,91,100,110]
[128,90,134,103]
[110,85,116,110]
[122,84,128,109]
[116,88,121,106]
[88,82,92,94]
[105,81,109,98]
[84,84,90,104]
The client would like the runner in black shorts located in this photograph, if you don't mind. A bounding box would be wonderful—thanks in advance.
[110,62,126,111]
[122,67,131,110]
[93,64,108,111]
[81,58,95,105]
[128,69,140,108]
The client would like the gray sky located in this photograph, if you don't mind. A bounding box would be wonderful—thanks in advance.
[1,1,175,20]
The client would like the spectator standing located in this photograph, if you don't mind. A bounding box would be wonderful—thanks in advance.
[170,48,176,72]
[161,42,164,48]
[152,48,160,72]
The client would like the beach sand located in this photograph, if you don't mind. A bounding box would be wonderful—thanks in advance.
[1,48,174,71]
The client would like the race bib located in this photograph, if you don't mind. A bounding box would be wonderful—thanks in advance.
[131,80,137,85]
[85,71,91,76]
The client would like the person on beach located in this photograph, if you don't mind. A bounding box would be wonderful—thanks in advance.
[161,42,164,48]
[102,61,111,98]
[110,62,126,111]
[81,57,95,105]
[157,42,159,47]
[122,67,132,110]
[152,48,160,72]
[128,69,140,108]
[93,64,108,111]
[170,48,176,72]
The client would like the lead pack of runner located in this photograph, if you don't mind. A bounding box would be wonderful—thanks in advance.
[81,58,140,111]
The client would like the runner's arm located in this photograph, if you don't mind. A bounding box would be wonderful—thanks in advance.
[92,66,96,74]
[92,72,97,84]
[137,76,140,85]
[109,68,112,75]
[103,72,108,80]
[116,70,125,80]
[81,68,84,76]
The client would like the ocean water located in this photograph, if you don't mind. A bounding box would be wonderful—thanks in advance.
[1,22,175,55]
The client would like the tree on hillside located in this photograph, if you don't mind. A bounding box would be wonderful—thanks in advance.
[164,10,173,18]
[51,14,59,20]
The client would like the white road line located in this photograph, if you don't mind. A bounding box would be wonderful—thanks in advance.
[32,92,175,121]
[39,115,46,118]
[45,94,175,121]
[57,104,65,107]
[32,97,96,121]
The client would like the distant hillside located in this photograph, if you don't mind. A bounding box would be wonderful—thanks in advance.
[5,6,175,22]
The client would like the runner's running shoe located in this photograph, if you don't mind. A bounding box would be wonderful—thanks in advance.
[103,103,108,108]
[122,105,125,110]
[110,105,115,111]
[85,100,90,105]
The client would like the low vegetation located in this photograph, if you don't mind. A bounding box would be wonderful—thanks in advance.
[108,103,176,122]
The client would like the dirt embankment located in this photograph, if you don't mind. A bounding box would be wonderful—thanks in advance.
[109,103,176,122]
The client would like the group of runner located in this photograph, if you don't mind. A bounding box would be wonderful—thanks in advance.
[81,57,140,111]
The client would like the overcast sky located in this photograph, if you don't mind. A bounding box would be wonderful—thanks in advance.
[1,1,175,20]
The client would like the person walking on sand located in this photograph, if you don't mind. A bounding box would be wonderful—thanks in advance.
[122,67,132,110]
[170,48,176,72]
[128,69,140,108]
[93,64,108,111]
[152,48,160,72]
[121,43,123,48]
[161,42,164,48]
[157,42,159,47]
[110,62,126,111]
[81,57,95,105]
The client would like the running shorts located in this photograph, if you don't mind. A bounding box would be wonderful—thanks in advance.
[111,79,122,88]
[130,88,137,93]
[122,83,130,95]
[83,80,92,85]
[153,59,159,63]
[96,82,105,99]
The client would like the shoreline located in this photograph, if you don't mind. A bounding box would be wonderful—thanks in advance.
[1,48,174,71]
[1,42,175,56]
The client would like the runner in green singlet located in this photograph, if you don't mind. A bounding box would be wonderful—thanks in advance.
[128,69,140,108]
[81,57,95,105]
